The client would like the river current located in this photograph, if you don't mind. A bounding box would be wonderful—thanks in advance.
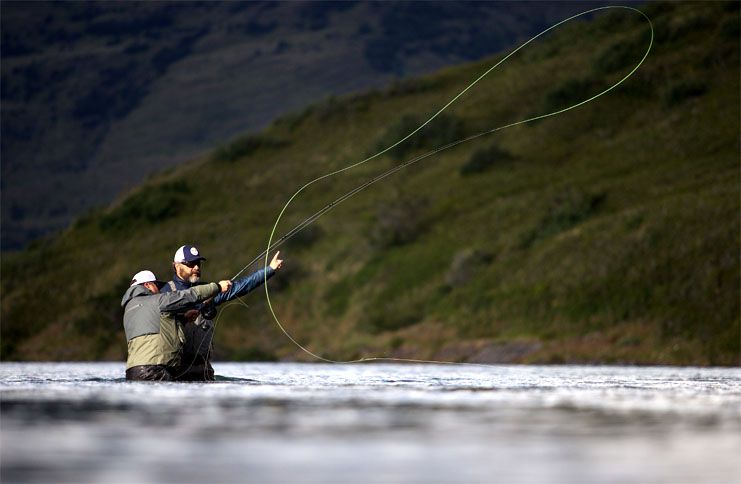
[1,362,739,483]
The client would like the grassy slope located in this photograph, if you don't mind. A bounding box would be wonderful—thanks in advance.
[2,2,738,365]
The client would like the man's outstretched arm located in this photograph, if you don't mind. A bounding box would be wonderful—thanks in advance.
[213,251,283,305]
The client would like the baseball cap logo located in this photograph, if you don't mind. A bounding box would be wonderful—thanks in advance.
[190,247,199,256]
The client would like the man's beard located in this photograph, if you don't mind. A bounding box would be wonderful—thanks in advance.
[188,274,200,284]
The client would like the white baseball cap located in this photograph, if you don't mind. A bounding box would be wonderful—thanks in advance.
[130,270,163,287]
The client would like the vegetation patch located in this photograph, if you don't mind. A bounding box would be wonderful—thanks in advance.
[363,296,425,334]
[371,112,465,161]
[211,134,288,163]
[99,181,191,232]
[662,78,708,107]
[284,224,324,252]
[71,277,130,358]
[273,108,313,132]
[229,346,278,362]
[593,32,651,76]
[719,15,740,40]
[460,143,515,176]
[444,248,494,288]
[540,77,599,115]
[324,259,384,317]
[520,188,607,248]
[657,9,715,43]
[368,194,429,249]
[385,77,439,97]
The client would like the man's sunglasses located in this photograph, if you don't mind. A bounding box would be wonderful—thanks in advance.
[181,260,202,268]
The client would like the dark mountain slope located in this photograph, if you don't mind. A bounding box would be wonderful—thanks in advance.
[1,1,601,249]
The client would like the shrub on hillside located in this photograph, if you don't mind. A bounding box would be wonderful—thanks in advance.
[613,69,656,98]
[544,188,606,228]
[719,14,740,39]
[540,77,597,115]
[273,107,313,132]
[371,112,465,161]
[460,143,514,176]
[662,79,707,107]
[212,134,288,163]
[520,187,607,248]
[363,297,424,334]
[285,224,324,252]
[654,9,715,43]
[444,248,493,288]
[99,181,190,232]
[593,32,650,76]
[369,194,429,249]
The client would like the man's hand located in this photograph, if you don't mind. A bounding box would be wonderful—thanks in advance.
[269,251,284,270]
[218,280,232,293]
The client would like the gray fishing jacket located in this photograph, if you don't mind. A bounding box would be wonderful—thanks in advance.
[120,283,220,369]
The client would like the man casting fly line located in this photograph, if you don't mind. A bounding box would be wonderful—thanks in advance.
[160,244,284,381]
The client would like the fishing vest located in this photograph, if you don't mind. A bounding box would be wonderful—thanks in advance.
[168,281,215,359]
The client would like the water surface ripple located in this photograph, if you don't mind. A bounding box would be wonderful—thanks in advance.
[1,363,739,483]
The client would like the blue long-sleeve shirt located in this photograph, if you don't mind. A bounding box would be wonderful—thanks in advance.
[161,266,275,306]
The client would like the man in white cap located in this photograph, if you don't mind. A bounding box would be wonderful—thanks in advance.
[162,244,284,381]
[121,269,232,381]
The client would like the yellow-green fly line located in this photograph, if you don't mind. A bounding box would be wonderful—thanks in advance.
[230,5,654,365]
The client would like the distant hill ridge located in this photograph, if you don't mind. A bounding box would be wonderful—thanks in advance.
[0,1,600,249]
[1,2,738,365]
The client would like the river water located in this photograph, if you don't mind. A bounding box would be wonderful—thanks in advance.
[1,363,739,484]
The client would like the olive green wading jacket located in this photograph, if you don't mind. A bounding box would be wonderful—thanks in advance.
[121,283,220,369]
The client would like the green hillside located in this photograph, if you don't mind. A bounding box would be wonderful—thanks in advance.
[2,2,739,365]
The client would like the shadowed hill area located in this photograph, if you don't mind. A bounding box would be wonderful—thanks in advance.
[0,1,603,250]
[1,2,739,365]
